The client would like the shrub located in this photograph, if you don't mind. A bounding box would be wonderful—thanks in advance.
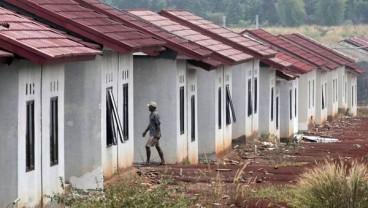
[292,160,368,208]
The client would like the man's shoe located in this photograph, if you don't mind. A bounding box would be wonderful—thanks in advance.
[159,161,165,165]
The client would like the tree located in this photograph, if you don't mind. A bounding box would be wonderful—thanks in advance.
[276,0,307,26]
[345,0,368,24]
[314,0,347,25]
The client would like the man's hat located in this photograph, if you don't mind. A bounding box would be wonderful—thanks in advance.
[147,101,157,108]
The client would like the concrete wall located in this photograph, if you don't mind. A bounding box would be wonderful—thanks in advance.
[197,65,232,158]
[0,63,19,207]
[315,70,328,125]
[17,61,42,207]
[298,70,317,130]
[186,65,199,164]
[258,66,275,136]
[133,57,178,164]
[197,68,216,157]
[245,60,260,139]
[357,62,368,105]
[65,57,103,189]
[327,69,339,118]
[293,79,299,134]
[65,51,134,189]
[117,54,134,170]
[338,67,347,111]
[41,64,65,206]
[231,61,253,142]
[279,79,297,139]
[347,72,358,116]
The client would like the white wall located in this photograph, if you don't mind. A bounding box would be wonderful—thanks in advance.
[198,66,232,158]
[258,66,275,136]
[338,67,347,111]
[41,64,65,206]
[0,63,19,207]
[65,57,103,190]
[197,68,216,157]
[232,61,253,142]
[279,79,297,139]
[186,66,198,164]
[133,57,178,164]
[347,72,358,116]
[65,51,134,189]
[245,60,260,138]
[298,70,317,130]
[17,61,42,207]
[327,69,339,118]
[315,70,328,125]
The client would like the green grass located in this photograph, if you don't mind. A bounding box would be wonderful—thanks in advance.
[48,176,196,208]
[242,160,368,208]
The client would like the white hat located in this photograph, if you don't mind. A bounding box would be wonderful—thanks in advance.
[147,101,157,108]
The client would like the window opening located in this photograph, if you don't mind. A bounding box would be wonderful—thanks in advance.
[191,95,195,142]
[50,97,58,166]
[26,101,35,172]
[180,86,185,135]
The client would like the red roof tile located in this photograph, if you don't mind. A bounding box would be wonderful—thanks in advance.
[244,29,319,73]
[73,0,221,68]
[345,37,368,52]
[159,10,276,58]
[4,0,165,54]
[128,9,252,65]
[0,6,100,65]
[281,33,355,67]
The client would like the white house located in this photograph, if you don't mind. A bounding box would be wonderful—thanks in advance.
[129,9,249,160]
[280,33,364,120]
[333,38,368,110]
[3,0,166,190]
[0,6,99,207]
[159,10,280,145]
[77,4,222,165]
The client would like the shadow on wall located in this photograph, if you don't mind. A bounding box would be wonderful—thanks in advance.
[358,62,368,105]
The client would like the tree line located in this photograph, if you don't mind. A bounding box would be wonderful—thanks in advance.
[102,0,368,27]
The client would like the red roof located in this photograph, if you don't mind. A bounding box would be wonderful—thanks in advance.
[0,49,13,63]
[244,29,319,73]
[128,10,252,65]
[345,36,368,52]
[346,63,365,74]
[73,0,221,68]
[4,0,165,54]
[159,10,276,58]
[0,6,100,65]
[281,33,355,66]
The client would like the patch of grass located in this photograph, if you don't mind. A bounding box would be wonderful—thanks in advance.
[48,176,196,208]
[291,160,368,208]
[242,185,296,206]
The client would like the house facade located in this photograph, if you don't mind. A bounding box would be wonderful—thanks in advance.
[0,6,99,207]
[2,0,165,190]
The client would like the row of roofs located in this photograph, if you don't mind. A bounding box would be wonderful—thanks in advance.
[0,0,364,76]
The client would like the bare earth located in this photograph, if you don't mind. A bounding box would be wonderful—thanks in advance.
[131,108,368,207]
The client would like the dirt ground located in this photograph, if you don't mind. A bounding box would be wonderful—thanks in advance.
[133,108,368,207]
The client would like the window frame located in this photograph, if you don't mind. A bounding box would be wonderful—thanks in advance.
[50,97,59,166]
[26,100,35,172]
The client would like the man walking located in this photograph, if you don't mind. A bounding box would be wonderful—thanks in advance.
[142,102,165,165]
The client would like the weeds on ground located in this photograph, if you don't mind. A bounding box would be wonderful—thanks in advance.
[291,160,368,208]
[242,160,368,208]
[48,176,196,208]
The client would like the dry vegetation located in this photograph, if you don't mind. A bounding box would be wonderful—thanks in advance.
[232,24,368,44]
